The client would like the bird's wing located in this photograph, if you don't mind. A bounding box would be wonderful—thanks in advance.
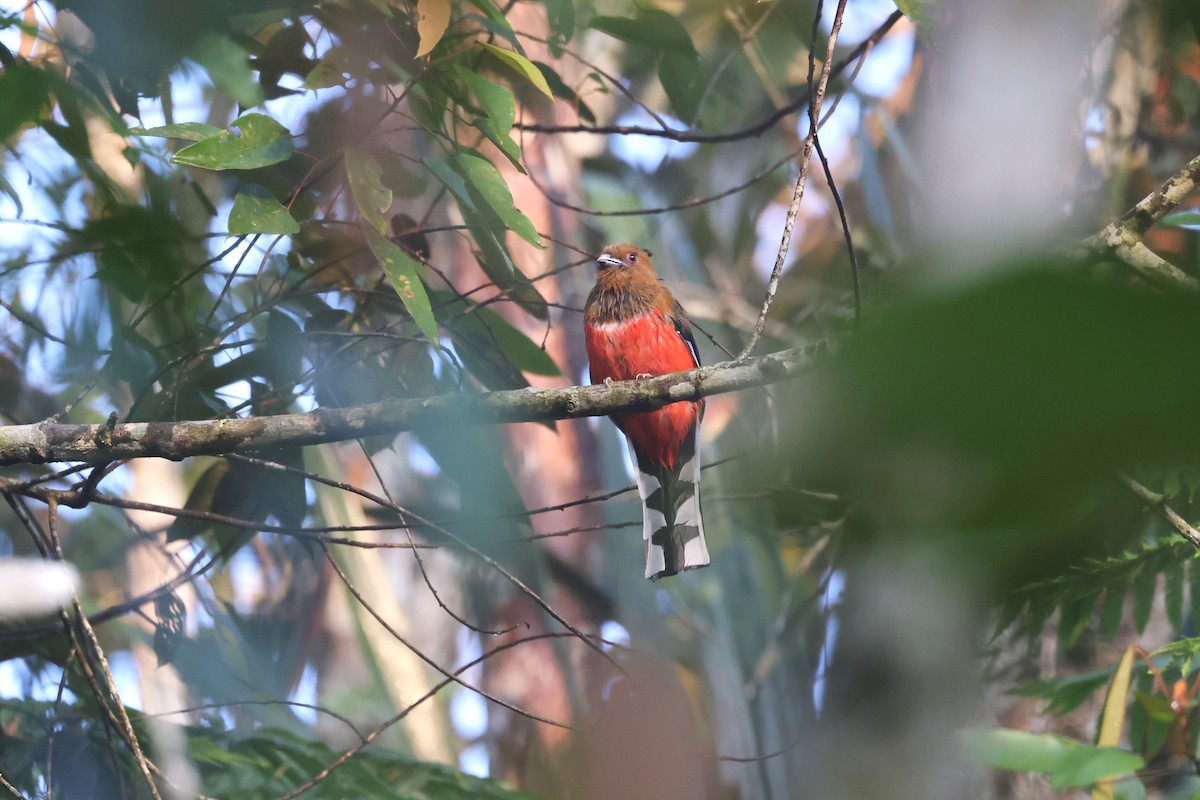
[669,296,701,368]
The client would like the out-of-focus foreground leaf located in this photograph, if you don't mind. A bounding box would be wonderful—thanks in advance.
[783,265,1200,591]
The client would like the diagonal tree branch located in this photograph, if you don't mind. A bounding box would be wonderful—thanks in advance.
[1088,151,1200,291]
[0,344,821,467]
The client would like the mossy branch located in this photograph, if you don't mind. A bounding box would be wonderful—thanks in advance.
[0,345,820,467]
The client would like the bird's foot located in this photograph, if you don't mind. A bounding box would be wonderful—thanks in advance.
[635,372,652,380]
[603,376,614,386]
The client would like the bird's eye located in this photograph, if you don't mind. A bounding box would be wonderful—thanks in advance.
[627,252,637,263]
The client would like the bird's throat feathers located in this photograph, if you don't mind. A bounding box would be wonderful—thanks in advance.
[584,264,672,325]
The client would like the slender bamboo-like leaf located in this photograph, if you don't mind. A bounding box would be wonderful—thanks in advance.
[346,148,393,235]
[364,228,439,344]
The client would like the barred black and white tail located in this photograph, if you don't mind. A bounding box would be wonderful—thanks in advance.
[631,423,709,580]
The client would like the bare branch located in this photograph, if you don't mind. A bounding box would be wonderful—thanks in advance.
[0,344,819,467]
[1088,151,1200,290]
[1118,472,1200,550]
[739,0,849,359]
[514,10,904,144]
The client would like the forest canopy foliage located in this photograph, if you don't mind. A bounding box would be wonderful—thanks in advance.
[2,0,1200,798]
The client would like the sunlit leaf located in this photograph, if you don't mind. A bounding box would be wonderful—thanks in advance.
[173,113,293,170]
[364,228,439,345]
[228,184,299,234]
[478,43,553,98]
[415,0,452,57]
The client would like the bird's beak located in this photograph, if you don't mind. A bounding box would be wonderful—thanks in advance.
[596,253,623,269]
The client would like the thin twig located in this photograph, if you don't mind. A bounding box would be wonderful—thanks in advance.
[46,499,164,800]
[1118,472,1200,549]
[515,9,904,144]
[814,132,861,323]
[739,0,849,359]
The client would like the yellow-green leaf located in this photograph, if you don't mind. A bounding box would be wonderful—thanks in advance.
[346,148,392,235]
[364,228,439,344]
[416,0,452,57]
[172,114,293,171]
[478,43,553,98]
[228,185,299,235]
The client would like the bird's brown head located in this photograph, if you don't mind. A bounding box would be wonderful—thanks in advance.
[597,243,656,275]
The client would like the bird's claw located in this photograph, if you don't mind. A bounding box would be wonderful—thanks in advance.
[635,372,652,380]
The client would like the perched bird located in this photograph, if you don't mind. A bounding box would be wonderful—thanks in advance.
[583,243,710,580]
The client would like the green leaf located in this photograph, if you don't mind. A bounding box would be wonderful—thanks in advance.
[0,171,22,215]
[1058,596,1093,649]
[345,148,393,235]
[959,729,1143,790]
[539,0,575,54]
[1101,584,1125,638]
[457,152,541,247]
[189,34,265,108]
[228,185,299,234]
[375,149,428,198]
[303,52,349,88]
[1160,211,1200,228]
[448,302,559,376]
[423,156,474,207]
[1046,745,1143,792]
[465,0,511,30]
[894,0,930,25]
[660,51,703,122]
[131,122,223,141]
[536,61,595,123]
[456,67,516,134]
[416,0,452,57]
[364,228,439,344]
[1008,669,1115,716]
[455,66,522,169]
[172,113,293,171]
[1133,572,1155,633]
[1133,690,1178,724]
[429,292,545,389]
[424,156,547,317]
[1166,559,1185,630]
[590,11,699,57]
[478,43,553,98]
[1191,559,1200,633]
[0,61,49,143]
